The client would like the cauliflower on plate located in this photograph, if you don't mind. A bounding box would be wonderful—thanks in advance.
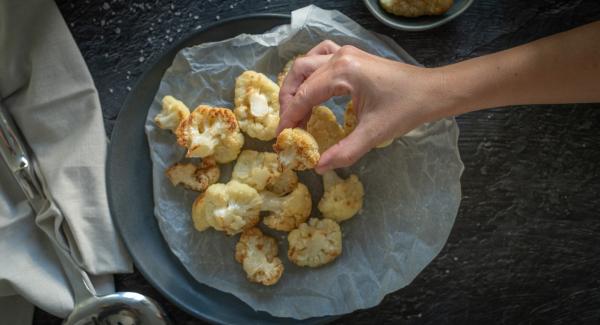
[165,158,220,192]
[261,183,312,232]
[234,71,280,141]
[287,218,342,267]
[307,105,345,153]
[154,95,190,131]
[235,227,284,286]
[175,105,244,163]
[273,128,320,171]
[265,167,298,196]
[191,180,262,235]
[232,150,280,191]
[344,101,393,148]
[318,170,364,223]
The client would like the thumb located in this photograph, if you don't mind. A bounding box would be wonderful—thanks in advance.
[315,124,374,174]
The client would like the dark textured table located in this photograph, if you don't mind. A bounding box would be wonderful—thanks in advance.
[35,0,600,324]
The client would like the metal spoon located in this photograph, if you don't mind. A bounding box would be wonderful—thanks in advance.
[0,106,170,325]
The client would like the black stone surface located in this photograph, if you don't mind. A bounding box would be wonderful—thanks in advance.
[35,0,600,324]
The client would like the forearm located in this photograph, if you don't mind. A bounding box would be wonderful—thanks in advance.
[436,21,600,116]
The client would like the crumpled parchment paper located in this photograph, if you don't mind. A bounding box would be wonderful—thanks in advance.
[144,5,464,319]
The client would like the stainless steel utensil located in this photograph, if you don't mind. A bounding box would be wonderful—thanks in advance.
[0,106,169,325]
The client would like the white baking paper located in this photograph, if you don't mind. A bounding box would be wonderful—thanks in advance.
[145,5,464,319]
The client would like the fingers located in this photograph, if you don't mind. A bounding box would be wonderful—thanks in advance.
[278,66,351,133]
[315,124,374,174]
[306,40,341,56]
[279,55,332,121]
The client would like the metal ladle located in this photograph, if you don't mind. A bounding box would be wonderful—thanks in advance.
[0,106,170,325]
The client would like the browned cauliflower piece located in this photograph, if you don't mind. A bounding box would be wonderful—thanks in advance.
[273,128,320,171]
[287,218,342,267]
[232,150,280,191]
[234,71,280,141]
[235,228,284,286]
[265,167,298,196]
[154,95,190,131]
[165,158,220,192]
[307,106,345,153]
[344,101,393,148]
[194,180,262,235]
[318,170,364,223]
[175,105,244,163]
[261,183,312,232]
[379,0,453,17]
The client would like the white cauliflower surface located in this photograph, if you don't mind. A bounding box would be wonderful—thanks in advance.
[154,95,190,131]
[235,228,284,286]
[234,71,280,141]
[287,218,342,267]
[261,183,312,232]
[193,180,262,235]
[175,105,244,163]
[273,128,320,171]
[318,170,364,223]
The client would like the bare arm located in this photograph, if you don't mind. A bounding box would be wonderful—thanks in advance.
[278,21,600,173]
[440,21,600,116]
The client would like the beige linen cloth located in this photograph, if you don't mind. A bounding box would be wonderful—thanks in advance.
[0,0,132,323]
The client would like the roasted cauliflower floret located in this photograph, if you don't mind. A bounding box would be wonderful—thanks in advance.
[273,128,320,171]
[232,150,281,191]
[307,106,345,153]
[261,183,312,232]
[277,57,297,86]
[175,105,244,163]
[165,158,220,192]
[287,218,342,267]
[235,228,284,286]
[265,167,298,196]
[318,170,364,223]
[379,0,453,17]
[344,101,393,148]
[234,71,280,141]
[154,95,190,131]
[195,180,262,235]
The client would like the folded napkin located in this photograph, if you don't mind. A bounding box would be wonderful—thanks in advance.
[0,0,132,322]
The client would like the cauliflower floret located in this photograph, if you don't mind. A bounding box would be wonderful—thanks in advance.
[195,180,262,235]
[379,0,453,17]
[287,218,342,267]
[234,71,280,141]
[273,128,320,171]
[235,228,284,286]
[307,106,345,153]
[277,57,297,86]
[232,150,281,191]
[261,183,312,232]
[191,193,210,231]
[318,170,364,223]
[175,105,244,163]
[165,158,220,192]
[265,167,298,196]
[344,101,393,148]
[154,95,190,131]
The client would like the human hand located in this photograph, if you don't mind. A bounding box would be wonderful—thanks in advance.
[278,40,448,174]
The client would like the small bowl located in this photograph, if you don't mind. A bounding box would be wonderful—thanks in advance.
[363,0,474,31]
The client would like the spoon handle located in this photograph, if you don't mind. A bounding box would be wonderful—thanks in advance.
[0,104,97,303]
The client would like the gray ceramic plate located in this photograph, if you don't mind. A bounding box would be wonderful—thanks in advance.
[107,14,335,324]
[364,0,474,31]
